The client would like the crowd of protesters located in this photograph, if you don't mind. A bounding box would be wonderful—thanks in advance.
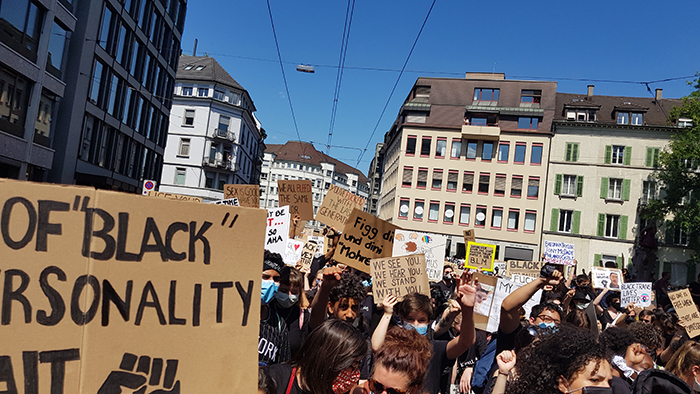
[256,221,700,394]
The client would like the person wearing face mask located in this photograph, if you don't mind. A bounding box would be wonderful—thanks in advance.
[267,266,310,359]
[431,265,458,308]
[665,341,700,393]
[259,251,290,366]
[595,291,625,330]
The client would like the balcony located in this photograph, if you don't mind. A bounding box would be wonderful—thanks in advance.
[202,155,238,172]
[461,123,501,140]
[211,128,235,141]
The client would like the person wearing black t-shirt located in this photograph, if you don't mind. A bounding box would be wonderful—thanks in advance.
[688,274,700,306]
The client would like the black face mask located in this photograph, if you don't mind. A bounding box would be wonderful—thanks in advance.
[611,302,623,311]
[579,387,613,394]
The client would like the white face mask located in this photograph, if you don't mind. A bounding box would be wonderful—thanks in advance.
[576,302,590,310]
[693,376,700,392]
[275,291,299,308]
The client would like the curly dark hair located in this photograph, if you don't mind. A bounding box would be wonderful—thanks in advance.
[329,273,367,304]
[375,326,433,389]
[628,321,663,351]
[599,326,634,356]
[506,325,609,394]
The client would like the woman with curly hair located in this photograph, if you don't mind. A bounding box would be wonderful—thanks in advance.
[505,325,612,394]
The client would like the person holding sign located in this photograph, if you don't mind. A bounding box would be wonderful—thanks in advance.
[259,251,291,366]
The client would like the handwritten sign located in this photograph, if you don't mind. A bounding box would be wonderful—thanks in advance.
[307,235,326,258]
[298,240,318,272]
[0,178,265,393]
[463,229,476,244]
[669,289,700,338]
[146,190,202,202]
[486,278,542,332]
[265,206,290,255]
[337,208,398,273]
[506,260,543,278]
[371,254,429,302]
[315,184,367,230]
[543,240,575,266]
[284,239,305,266]
[392,230,447,282]
[621,282,652,307]
[212,198,240,206]
[278,180,313,220]
[465,242,496,272]
[223,184,260,208]
[591,267,624,290]
[511,273,536,285]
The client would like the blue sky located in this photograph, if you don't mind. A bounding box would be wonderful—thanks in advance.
[181,0,700,172]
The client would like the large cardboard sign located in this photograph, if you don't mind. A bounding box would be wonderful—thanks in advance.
[315,184,366,230]
[621,282,652,307]
[278,180,313,220]
[486,278,542,333]
[392,230,447,282]
[669,289,700,338]
[0,179,265,393]
[266,206,290,255]
[223,184,260,208]
[146,190,202,203]
[298,240,318,272]
[473,273,497,331]
[465,242,496,272]
[283,239,305,266]
[543,240,575,266]
[337,208,398,273]
[591,267,624,290]
[371,254,429,302]
[506,260,543,278]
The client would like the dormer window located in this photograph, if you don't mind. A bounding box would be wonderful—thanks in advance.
[617,112,643,125]
[566,109,596,121]
[195,65,205,71]
[183,64,194,70]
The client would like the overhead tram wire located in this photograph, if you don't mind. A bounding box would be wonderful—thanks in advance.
[355,0,438,167]
[265,0,306,156]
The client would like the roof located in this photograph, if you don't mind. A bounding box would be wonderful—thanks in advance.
[176,55,245,91]
[265,141,369,184]
[554,92,683,126]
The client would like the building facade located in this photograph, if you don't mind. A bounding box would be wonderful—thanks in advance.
[378,73,557,261]
[159,55,265,201]
[367,142,384,215]
[261,141,369,231]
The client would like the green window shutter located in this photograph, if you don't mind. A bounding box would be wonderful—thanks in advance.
[554,174,562,195]
[616,256,623,268]
[624,146,632,165]
[550,209,559,232]
[619,215,628,240]
[645,147,653,167]
[600,177,609,199]
[597,213,605,237]
[622,179,631,201]
[565,144,572,161]
[594,253,602,266]
[605,145,612,164]
[572,211,581,234]
[576,176,584,197]
[653,148,660,167]
[573,143,579,162]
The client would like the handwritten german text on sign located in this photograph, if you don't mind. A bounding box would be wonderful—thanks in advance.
[591,267,623,290]
[266,206,290,255]
[0,178,265,393]
[669,289,700,338]
[465,242,496,272]
[278,180,314,220]
[371,254,430,302]
[486,278,542,332]
[315,184,366,230]
[223,184,260,208]
[147,190,202,202]
[337,208,398,273]
[621,282,652,307]
[543,240,575,266]
[392,230,447,282]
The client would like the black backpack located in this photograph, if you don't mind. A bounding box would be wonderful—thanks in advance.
[631,369,692,394]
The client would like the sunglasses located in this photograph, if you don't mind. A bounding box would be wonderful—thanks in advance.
[368,378,409,394]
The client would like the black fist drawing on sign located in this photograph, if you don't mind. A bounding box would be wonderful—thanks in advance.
[97,353,180,394]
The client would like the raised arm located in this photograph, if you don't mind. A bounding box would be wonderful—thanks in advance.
[446,272,477,360]
[564,260,577,288]
[371,294,398,351]
[593,287,609,316]
[309,266,342,330]
[434,300,460,337]
[500,268,562,334]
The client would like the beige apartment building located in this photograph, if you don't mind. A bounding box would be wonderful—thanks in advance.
[378,74,557,261]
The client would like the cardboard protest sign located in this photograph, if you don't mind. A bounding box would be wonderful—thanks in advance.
[223,184,260,208]
[493,260,507,276]
[669,289,700,338]
[298,240,318,272]
[463,229,476,244]
[511,273,536,285]
[265,206,290,255]
[307,235,326,258]
[371,254,430,302]
[392,230,447,282]
[212,198,240,206]
[506,260,543,278]
[283,239,305,265]
[591,267,624,290]
[315,184,367,230]
[474,282,496,316]
[543,240,575,266]
[621,282,652,307]
[465,242,496,272]
[0,178,265,393]
[337,208,399,273]
[486,278,542,333]
[146,190,202,202]
[278,180,313,220]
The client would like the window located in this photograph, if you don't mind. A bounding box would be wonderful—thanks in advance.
[520,90,541,105]
[99,6,113,50]
[420,137,431,156]
[566,109,597,122]
[612,145,624,164]
[447,170,458,191]
[559,210,573,233]
[417,168,428,189]
[514,143,526,163]
[645,148,660,167]
[527,177,539,198]
[631,113,643,125]
[608,178,623,200]
[182,86,193,96]
[494,174,506,196]
[198,87,208,97]
[679,118,693,128]
[406,136,416,155]
[498,142,509,162]
[414,200,424,220]
[617,112,629,125]
[557,174,582,196]
[218,115,230,134]
[450,139,461,158]
[435,138,446,157]
[432,169,443,189]
[428,201,439,221]
[473,88,499,102]
[214,90,225,101]
[402,167,413,187]
[565,143,579,162]
[89,60,105,105]
[444,203,455,223]
[178,138,190,156]
[475,206,486,227]
[175,168,186,185]
[517,117,538,130]
[673,226,689,246]
[47,22,69,74]
[491,208,503,229]
[605,214,620,238]
[466,140,478,159]
[642,181,656,203]
[478,173,490,194]
[462,171,474,192]
[524,211,536,232]
[183,109,194,126]
[508,210,520,230]
[471,117,487,126]
[459,205,470,225]
[398,198,409,218]
[511,176,523,197]
[531,144,543,164]
[482,141,493,161]
[0,0,44,59]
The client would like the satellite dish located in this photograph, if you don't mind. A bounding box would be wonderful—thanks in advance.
[445,209,454,218]
[415,206,424,215]
[476,212,486,222]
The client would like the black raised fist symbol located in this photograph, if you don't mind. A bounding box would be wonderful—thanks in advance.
[97,353,180,394]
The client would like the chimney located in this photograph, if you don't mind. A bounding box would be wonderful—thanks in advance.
[655,89,662,101]
[587,85,594,99]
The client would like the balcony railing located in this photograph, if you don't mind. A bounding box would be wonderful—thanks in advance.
[212,128,235,141]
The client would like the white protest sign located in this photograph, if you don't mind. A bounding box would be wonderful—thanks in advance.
[543,240,575,266]
[591,266,623,290]
[392,230,447,282]
[265,206,290,255]
[621,282,652,307]
[486,278,542,333]
[511,273,536,285]
[284,239,305,265]
[307,235,326,258]
[212,198,240,206]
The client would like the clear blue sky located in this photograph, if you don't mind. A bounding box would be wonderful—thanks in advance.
[181,0,700,172]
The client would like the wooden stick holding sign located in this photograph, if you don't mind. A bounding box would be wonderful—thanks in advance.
[669,289,700,338]
[371,254,430,302]
[278,180,314,220]
[465,242,496,272]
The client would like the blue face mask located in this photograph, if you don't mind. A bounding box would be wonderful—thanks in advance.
[261,279,279,304]
[402,322,429,336]
[538,321,556,329]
